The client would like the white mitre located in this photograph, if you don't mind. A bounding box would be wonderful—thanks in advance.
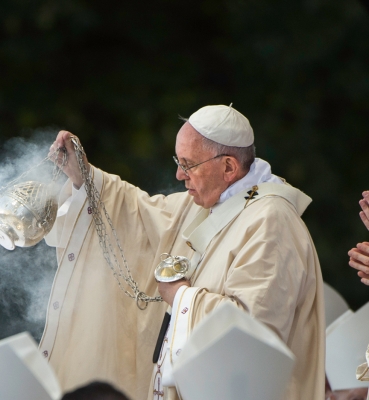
[172,302,295,400]
[323,282,350,327]
[326,302,369,391]
[0,332,61,399]
[188,104,254,147]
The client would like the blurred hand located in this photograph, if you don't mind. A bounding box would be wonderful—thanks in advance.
[157,279,191,306]
[348,242,369,286]
[49,130,89,189]
[327,387,368,400]
[359,191,369,230]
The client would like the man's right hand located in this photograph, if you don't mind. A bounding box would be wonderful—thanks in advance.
[49,130,89,189]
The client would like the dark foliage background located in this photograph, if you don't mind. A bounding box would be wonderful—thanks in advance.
[0,0,368,341]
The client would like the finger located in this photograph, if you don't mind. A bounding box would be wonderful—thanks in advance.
[348,247,365,258]
[349,258,369,274]
[55,131,67,148]
[358,271,369,279]
[56,130,75,151]
[64,131,76,152]
[362,190,369,201]
[349,243,369,258]
[359,210,369,230]
[349,247,369,265]
[48,141,61,160]
[359,200,369,212]
[358,271,369,285]
[359,198,369,212]
[357,242,369,253]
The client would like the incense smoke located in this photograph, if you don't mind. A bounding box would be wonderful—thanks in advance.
[0,129,185,343]
[0,129,66,342]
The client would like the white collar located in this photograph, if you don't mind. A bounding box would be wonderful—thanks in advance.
[211,158,283,213]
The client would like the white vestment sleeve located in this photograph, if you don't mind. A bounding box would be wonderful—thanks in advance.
[56,183,85,217]
[56,196,73,218]
[162,286,201,387]
[44,180,88,248]
[45,165,119,249]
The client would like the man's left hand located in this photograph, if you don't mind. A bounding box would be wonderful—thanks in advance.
[158,279,191,306]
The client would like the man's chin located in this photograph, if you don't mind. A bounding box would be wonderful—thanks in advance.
[188,192,202,206]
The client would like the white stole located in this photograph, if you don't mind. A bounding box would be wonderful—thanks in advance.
[39,167,103,360]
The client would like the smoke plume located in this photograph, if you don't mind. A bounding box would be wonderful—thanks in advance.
[0,129,66,343]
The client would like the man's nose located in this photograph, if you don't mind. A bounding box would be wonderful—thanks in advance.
[176,166,188,181]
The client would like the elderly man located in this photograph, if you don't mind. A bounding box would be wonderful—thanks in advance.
[41,105,325,400]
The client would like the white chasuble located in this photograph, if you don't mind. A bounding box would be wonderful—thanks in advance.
[42,165,325,400]
[149,182,325,400]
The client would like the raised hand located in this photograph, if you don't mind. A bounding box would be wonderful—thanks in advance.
[49,130,89,189]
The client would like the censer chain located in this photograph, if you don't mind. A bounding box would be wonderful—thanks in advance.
[0,148,67,195]
[43,149,68,225]
[71,137,162,310]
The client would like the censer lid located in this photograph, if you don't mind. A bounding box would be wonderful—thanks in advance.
[154,253,191,283]
[0,180,58,250]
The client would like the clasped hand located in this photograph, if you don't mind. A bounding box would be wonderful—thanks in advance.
[348,191,369,285]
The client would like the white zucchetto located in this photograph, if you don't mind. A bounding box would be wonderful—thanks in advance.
[188,104,254,147]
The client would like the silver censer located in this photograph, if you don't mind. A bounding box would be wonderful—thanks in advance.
[154,253,192,282]
[0,181,58,250]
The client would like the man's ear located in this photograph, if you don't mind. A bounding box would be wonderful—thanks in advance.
[223,156,240,182]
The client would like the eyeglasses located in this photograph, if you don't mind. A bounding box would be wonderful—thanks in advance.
[173,154,227,176]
